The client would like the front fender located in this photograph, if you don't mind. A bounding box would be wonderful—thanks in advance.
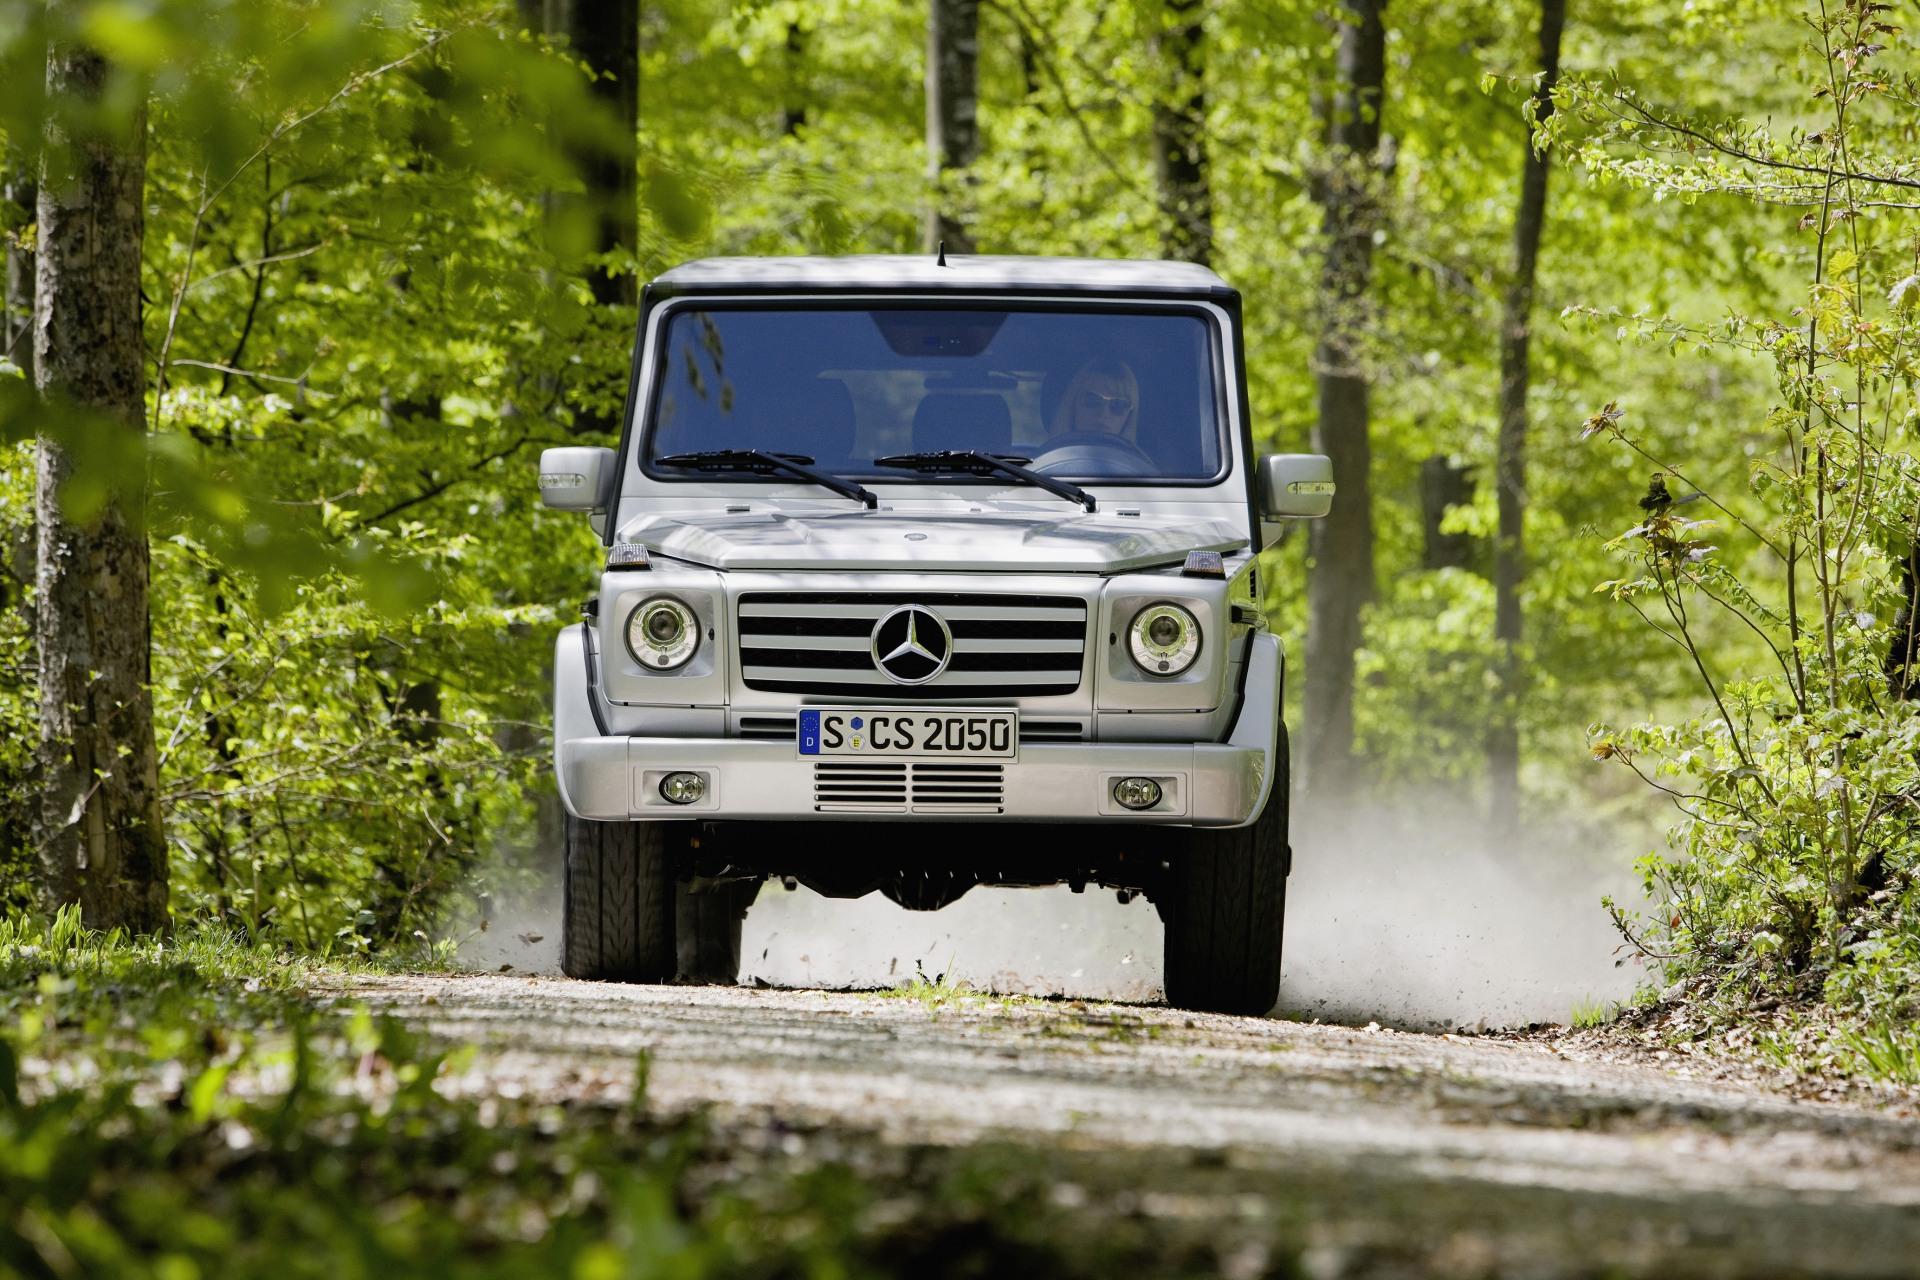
[1223,631,1284,828]
[552,623,608,817]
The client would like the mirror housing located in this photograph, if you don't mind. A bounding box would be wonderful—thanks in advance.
[539,446,616,513]
[1257,453,1335,519]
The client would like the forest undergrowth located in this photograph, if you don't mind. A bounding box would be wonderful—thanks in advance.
[0,908,1203,1279]
[1567,0,1920,1085]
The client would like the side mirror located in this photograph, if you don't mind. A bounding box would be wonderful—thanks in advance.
[1257,453,1335,519]
[539,446,616,512]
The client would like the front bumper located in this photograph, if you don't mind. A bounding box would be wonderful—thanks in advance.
[560,736,1269,825]
[553,626,1285,828]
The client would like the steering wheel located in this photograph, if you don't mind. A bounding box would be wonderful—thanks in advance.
[1029,431,1158,477]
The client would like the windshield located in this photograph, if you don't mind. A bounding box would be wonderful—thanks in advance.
[643,305,1223,483]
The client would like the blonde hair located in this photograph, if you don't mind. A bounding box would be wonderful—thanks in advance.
[1048,358,1140,439]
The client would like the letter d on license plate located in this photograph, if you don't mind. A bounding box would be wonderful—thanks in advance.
[798,708,1017,760]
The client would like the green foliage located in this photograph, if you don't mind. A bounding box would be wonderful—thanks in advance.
[1,0,622,934]
[1568,0,1920,1071]
[1568,996,1620,1029]
[0,911,1213,1277]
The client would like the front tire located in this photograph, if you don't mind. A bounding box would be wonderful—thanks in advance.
[562,815,676,981]
[1159,729,1289,1016]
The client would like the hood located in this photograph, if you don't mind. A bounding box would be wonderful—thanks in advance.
[614,508,1248,573]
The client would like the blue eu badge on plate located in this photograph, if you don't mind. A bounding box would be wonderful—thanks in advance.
[798,709,820,755]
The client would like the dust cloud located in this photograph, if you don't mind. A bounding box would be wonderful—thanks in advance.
[457,792,1647,1030]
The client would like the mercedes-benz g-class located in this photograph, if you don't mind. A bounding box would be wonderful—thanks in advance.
[540,254,1332,1015]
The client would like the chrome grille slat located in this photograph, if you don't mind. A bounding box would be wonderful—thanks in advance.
[740,590,1087,700]
[743,667,1074,687]
[955,638,1083,654]
[736,714,799,739]
[1019,720,1085,741]
[741,634,873,652]
[741,602,1085,623]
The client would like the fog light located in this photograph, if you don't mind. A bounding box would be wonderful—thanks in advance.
[659,772,707,805]
[1112,776,1162,811]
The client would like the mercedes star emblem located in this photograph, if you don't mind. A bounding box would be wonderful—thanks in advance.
[870,605,953,685]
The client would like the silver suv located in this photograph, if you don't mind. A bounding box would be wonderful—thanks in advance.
[540,255,1331,1014]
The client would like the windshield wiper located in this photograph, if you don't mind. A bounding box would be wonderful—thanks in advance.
[873,450,1096,513]
[655,449,877,509]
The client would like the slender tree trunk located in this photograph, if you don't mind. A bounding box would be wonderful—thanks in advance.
[781,22,809,137]
[4,177,32,383]
[1,175,32,872]
[1883,517,1920,700]
[1488,0,1566,830]
[4,174,36,608]
[925,0,981,253]
[1151,0,1212,266]
[33,35,168,931]
[524,0,637,430]
[1420,455,1473,571]
[556,0,638,311]
[1302,0,1387,799]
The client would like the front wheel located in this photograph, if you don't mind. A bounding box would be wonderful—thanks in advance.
[1158,730,1290,1016]
[562,815,677,981]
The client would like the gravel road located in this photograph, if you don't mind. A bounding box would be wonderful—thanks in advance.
[347,972,1920,1278]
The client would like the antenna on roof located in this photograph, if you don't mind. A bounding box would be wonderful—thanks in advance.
[935,240,948,267]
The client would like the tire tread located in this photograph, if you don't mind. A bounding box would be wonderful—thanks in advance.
[562,815,675,981]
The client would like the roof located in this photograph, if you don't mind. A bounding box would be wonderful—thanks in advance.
[649,254,1233,298]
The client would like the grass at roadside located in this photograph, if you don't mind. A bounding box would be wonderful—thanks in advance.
[1521,982,1920,1100]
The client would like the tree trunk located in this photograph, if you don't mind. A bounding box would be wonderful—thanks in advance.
[1884,517,1920,700]
[924,0,981,253]
[1151,0,1212,266]
[524,0,637,432]
[1,176,32,873]
[4,177,32,383]
[1420,455,1473,571]
[33,36,168,932]
[4,174,36,608]
[1488,0,1566,831]
[557,0,638,311]
[781,22,809,137]
[1302,0,1387,799]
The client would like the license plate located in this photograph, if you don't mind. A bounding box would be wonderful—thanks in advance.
[798,708,1017,759]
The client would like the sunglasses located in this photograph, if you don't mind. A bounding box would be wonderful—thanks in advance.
[1080,391,1133,418]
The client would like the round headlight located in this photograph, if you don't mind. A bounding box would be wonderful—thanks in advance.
[627,596,699,670]
[1128,602,1200,676]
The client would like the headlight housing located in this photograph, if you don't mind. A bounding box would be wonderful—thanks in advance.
[626,595,699,670]
[1128,602,1201,676]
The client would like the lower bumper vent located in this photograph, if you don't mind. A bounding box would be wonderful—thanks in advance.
[812,761,1005,813]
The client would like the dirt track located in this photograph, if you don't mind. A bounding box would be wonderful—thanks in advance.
[347,973,1920,1278]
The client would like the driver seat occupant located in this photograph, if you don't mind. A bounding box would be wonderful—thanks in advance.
[1047,357,1141,444]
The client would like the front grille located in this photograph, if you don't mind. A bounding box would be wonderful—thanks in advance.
[811,761,1006,813]
[739,592,1087,699]
[736,715,798,740]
